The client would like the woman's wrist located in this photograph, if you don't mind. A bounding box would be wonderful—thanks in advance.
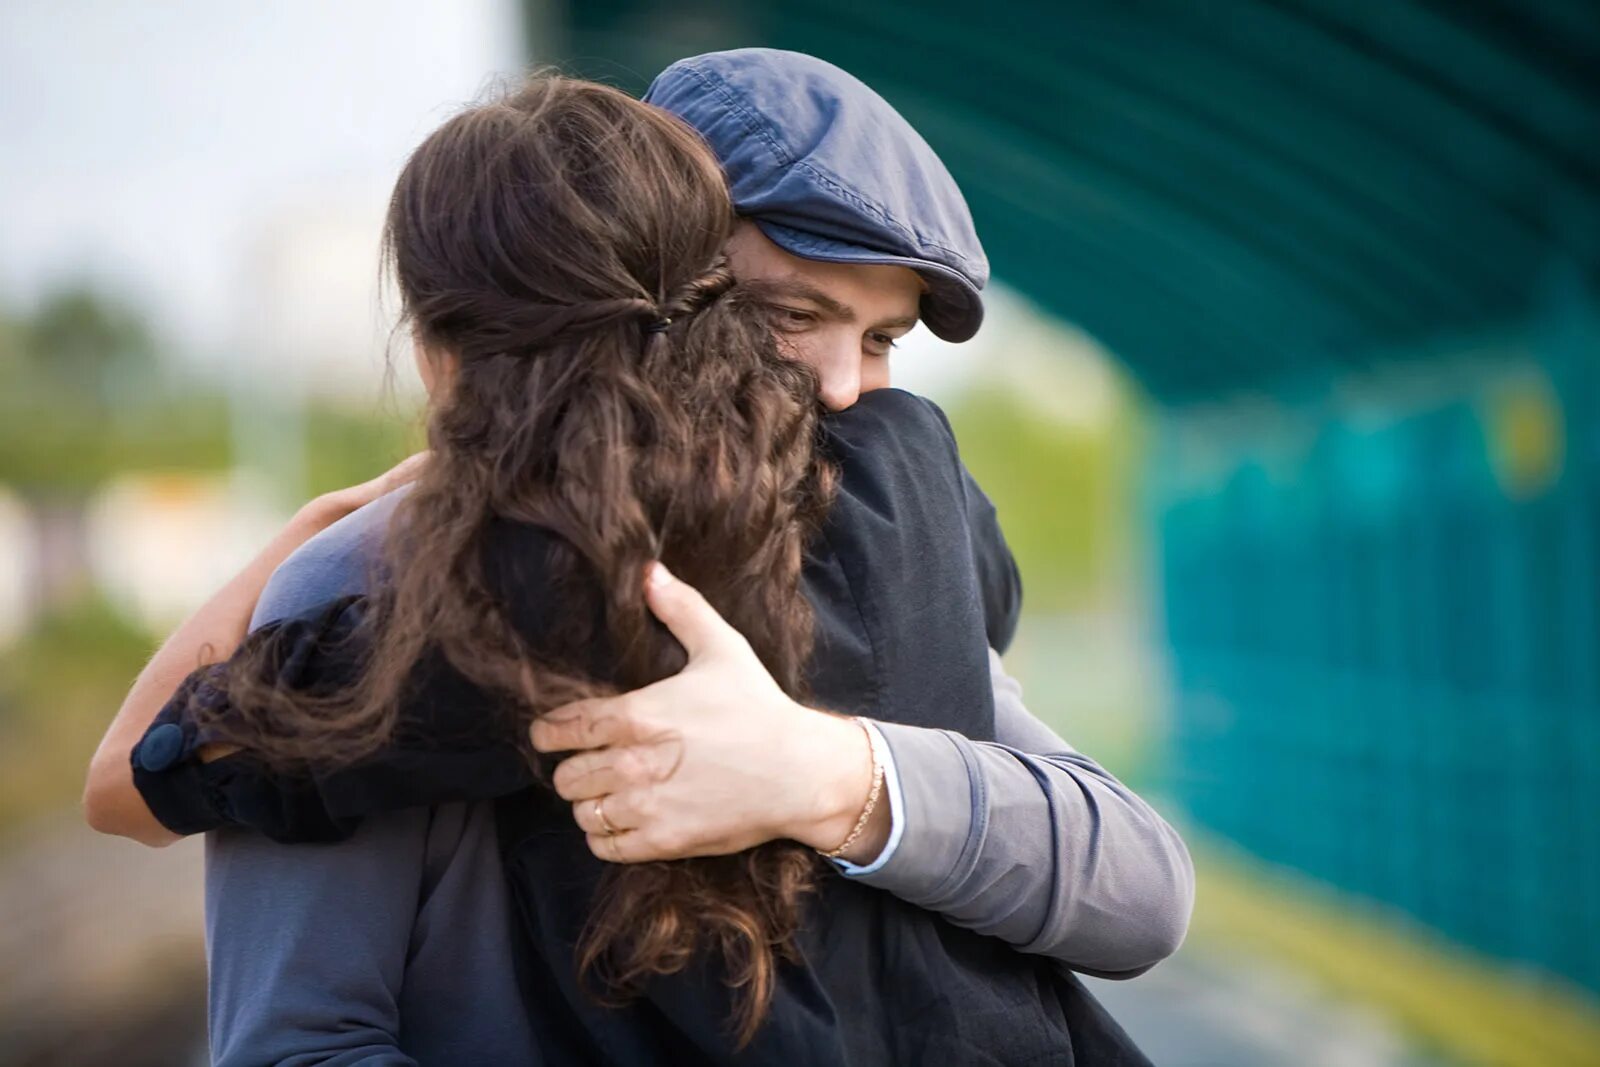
[295,493,355,532]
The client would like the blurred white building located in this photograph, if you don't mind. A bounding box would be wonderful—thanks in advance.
[86,472,286,632]
[0,490,35,645]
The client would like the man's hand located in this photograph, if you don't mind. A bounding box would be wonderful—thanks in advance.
[529,562,884,864]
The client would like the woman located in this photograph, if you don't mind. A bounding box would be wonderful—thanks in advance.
[90,74,1152,1063]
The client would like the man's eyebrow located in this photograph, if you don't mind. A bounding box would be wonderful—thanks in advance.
[753,277,920,329]
[755,278,855,321]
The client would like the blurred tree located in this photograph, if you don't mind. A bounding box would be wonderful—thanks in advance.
[0,593,152,829]
[0,287,181,491]
[0,287,226,611]
[0,290,411,833]
[0,310,23,393]
[23,286,160,410]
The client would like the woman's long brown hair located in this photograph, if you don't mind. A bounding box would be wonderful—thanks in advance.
[189,74,836,1045]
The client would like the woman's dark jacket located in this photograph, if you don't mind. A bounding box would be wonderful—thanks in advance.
[133,388,1150,1066]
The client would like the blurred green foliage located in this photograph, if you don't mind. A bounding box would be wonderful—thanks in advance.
[0,286,413,831]
[303,403,423,500]
[0,594,153,833]
[946,387,1141,614]
[0,289,420,495]
[0,286,220,491]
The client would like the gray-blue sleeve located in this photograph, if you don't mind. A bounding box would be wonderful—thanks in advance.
[204,800,538,1067]
[204,812,427,1067]
[206,491,419,1065]
[206,485,541,1066]
[857,649,1196,979]
[250,488,408,630]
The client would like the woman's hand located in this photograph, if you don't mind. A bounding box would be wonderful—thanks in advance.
[302,450,431,528]
[530,563,889,865]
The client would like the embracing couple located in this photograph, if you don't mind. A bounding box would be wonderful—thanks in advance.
[85,48,1192,1065]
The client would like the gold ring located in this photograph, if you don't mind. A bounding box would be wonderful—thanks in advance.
[594,795,619,836]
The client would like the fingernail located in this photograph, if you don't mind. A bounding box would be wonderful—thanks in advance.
[647,561,673,589]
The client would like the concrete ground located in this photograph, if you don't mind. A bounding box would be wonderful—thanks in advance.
[1085,945,1464,1067]
[5,811,1470,1066]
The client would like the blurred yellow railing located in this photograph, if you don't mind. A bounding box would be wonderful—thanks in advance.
[1189,833,1600,1067]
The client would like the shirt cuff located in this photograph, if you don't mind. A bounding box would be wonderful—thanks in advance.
[835,719,980,897]
[129,664,238,835]
[829,719,905,877]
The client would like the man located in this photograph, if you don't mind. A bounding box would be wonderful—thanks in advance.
[89,50,1192,1063]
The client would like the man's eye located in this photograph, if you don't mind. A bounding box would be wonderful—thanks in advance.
[770,307,815,330]
[866,333,900,355]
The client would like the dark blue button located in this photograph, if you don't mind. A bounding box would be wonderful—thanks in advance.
[137,722,186,772]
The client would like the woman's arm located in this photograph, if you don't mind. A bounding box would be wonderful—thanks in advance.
[83,454,428,846]
[83,501,345,846]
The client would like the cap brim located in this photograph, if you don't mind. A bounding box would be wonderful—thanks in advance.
[755,221,984,343]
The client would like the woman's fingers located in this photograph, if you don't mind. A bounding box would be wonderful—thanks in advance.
[357,450,431,501]
[375,449,431,490]
[307,450,431,523]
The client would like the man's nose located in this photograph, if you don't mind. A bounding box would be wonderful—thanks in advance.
[815,349,862,412]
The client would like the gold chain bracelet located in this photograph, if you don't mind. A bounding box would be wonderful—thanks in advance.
[818,716,885,859]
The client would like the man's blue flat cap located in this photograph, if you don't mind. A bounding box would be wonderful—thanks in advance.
[645,48,988,342]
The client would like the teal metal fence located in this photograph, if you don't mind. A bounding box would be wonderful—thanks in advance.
[1155,285,1600,995]
[539,0,1600,1000]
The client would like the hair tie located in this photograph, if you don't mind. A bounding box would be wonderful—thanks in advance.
[643,317,673,334]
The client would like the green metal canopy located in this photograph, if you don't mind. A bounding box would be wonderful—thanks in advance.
[534,0,1600,402]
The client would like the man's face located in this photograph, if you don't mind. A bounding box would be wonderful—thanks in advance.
[725,220,924,412]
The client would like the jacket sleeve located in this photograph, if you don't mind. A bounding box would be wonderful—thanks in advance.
[856,649,1195,978]
[206,799,538,1066]
[959,462,1023,654]
[913,394,1023,654]
[130,595,535,843]
[205,810,429,1066]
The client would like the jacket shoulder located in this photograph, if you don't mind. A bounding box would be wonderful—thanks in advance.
[253,487,411,629]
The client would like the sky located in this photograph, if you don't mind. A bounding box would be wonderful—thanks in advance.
[0,0,525,366]
[0,0,1116,412]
